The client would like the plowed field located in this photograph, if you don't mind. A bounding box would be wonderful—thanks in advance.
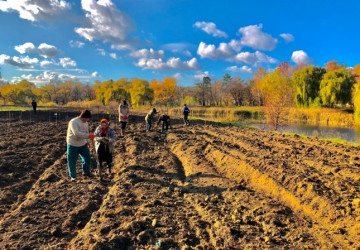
[0,112,359,249]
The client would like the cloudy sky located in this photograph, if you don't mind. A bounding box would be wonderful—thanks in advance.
[0,0,359,85]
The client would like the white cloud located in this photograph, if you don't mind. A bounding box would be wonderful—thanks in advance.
[109,53,118,60]
[14,42,37,54]
[238,24,277,51]
[193,21,228,38]
[12,70,93,84]
[97,48,106,56]
[280,33,294,43]
[130,48,164,58]
[0,0,71,22]
[291,50,312,65]
[226,65,253,74]
[197,40,241,60]
[75,0,135,50]
[15,42,60,58]
[59,57,77,67]
[234,51,277,65]
[136,57,201,71]
[40,59,56,67]
[162,43,194,57]
[69,40,85,48]
[0,54,39,68]
[91,71,99,77]
[174,49,192,57]
[37,43,60,58]
[173,73,182,79]
[194,71,210,80]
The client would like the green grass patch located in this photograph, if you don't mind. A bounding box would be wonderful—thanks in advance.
[188,116,257,129]
[319,137,359,147]
[281,132,358,147]
[0,106,52,111]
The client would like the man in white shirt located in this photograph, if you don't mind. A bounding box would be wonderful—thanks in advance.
[66,110,95,181]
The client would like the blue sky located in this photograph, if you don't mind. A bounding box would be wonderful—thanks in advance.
[0,0,359,86]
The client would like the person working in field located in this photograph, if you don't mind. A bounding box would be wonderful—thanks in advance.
[119,100,130,137]
[183,104,190,126]
[66,110,95,181]
[155,114,171,132]
[145,107,158,132]
[31,100,37,114]
[94,119,117,175]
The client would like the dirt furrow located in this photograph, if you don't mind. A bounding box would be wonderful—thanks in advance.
[0,121,67,216]
[169,130,321,248]
[201,126,360,217]
[190,127,359,248]
[69,123,214,249]
[0,153,109,249]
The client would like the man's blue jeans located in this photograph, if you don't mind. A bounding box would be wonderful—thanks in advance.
[146,121,152,132]
[67,143,91,178]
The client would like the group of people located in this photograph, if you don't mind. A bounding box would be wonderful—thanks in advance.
[66,102,191,181]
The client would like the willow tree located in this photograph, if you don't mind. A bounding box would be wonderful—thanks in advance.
[319,67,355,107]
[292,66,325,107]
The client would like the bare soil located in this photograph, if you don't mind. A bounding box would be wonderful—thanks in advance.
[0,111,359,249]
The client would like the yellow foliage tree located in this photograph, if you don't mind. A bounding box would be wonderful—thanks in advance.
[259,68,295,130]
[352,64,360,125]
[129,78,153,107]
[150,77,177,105]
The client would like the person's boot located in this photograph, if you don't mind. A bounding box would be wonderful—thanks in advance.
[121,129,125,137]
[108,164,112,175]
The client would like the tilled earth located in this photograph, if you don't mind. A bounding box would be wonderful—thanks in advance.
[0,112,360,249]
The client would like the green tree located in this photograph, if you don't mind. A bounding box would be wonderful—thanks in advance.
[292,66,326,107]
[319,67,355,107]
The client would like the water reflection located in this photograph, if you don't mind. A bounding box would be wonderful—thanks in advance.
[250,123,360,144]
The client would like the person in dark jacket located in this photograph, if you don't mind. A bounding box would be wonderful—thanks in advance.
[145,108,158,132]
[31,100,37,114]
[182,104,190,126]
[94,119,117,174]
[156,114,171,132]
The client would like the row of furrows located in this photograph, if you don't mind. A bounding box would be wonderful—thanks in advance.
[69,123,217,249]
[0,121,68,217]
[0,152,109,250]
[185,126,359,248]
[0,120,116,249]
[168,129,322,248]
[219,126,360,183]
[202,126,360,209]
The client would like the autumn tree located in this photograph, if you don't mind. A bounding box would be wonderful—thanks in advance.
[195,76,211,106]
[325,60,344,72]
[259,68,295,130]
[211,80,223,106]
[252,67,267,106]
[292,66,326,107]
[129,78,153,107]
[150,77,177,105]
[319,67,355,107]
[352,64,360,124]
[228,77,245,106]
[0,84,16,104]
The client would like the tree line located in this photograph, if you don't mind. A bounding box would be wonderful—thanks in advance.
[0,60,359,113]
